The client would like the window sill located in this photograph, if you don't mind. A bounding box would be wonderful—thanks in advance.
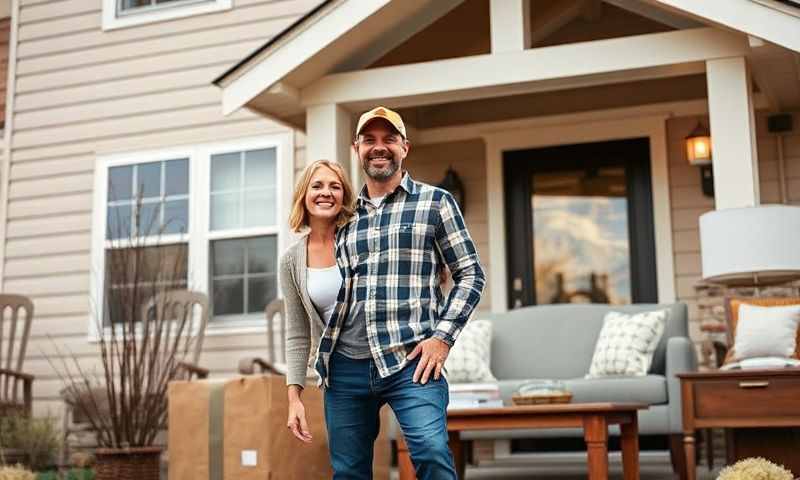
[102,0,232,31]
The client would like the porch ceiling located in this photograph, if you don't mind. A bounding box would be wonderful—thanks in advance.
[215,0,800,127]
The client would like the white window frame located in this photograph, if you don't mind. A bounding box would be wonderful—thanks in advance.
[102,0,233,31]
[90,133,294,340]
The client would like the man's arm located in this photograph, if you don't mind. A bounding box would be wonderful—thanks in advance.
[431,190,486,346]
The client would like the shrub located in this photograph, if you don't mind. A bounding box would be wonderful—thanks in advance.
[717,457,794,480]
[0,415,60,471]
[0,465,36,480]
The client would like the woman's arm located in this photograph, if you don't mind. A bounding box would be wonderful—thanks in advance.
[280,251,312,388]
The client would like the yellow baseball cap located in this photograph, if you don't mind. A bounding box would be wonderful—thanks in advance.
[355,106,407,139]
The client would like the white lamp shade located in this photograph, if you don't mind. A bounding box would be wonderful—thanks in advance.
[700,205,800,285]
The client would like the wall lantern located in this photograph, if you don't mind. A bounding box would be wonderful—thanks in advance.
[685,122,714,197]
[437,167,466,213]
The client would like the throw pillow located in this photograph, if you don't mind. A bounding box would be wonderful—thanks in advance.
[444,319,497,383]
[723,297,800,366]
[729,303,800,361]
[586,309,668,378]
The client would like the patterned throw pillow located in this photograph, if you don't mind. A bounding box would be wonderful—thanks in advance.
[586,310,668,378]
[444,319,497,383]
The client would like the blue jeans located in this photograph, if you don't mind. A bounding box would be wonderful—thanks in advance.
[324,351,457,480]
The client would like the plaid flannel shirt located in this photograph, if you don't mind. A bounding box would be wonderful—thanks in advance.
[314,172,485,385]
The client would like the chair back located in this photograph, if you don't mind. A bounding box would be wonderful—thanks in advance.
[264,298,286,366]
[142,290,209,367]
[0,294,34,410]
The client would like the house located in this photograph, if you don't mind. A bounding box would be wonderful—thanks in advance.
[1,0,799,458]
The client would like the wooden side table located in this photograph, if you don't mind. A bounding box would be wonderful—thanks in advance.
[678,368,800,480]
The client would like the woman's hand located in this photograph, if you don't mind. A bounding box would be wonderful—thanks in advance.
[287,385,313,443]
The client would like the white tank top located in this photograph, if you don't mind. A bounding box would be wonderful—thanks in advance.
[307,265,342,323]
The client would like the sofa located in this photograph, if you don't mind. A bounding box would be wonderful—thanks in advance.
[390,302,697,473]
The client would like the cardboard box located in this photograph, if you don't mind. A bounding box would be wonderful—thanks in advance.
[168,375,391,480]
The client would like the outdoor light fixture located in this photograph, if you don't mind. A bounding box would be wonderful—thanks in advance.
[437,167,466,213]
[685,122,714,197]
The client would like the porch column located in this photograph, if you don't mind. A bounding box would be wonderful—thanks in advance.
[490,0,530,52]
[706,56,760,209]
[306,104,353,175]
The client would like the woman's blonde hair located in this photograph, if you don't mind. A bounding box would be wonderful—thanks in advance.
[289,159,356,232]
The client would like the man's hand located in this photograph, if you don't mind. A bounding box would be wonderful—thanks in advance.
[407,337,450,384]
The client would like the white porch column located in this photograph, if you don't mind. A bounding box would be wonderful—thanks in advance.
[706,56,760,209]
[306,104,353,174]
[490,0,530,52]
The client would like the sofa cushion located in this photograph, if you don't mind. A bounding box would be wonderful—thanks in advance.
[488,303,688,379]
[497,375,667,405]
[586,309,667,378]
[444,319,497,383]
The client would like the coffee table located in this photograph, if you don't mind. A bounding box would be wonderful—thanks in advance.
[396,402,647,480]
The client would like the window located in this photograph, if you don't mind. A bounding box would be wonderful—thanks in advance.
[91,134,293,338]
[102,0,232,31]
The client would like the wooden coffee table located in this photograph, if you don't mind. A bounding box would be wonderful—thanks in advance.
[397,402,647,480]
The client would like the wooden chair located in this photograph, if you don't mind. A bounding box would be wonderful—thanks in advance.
[61,290,210,460]
[0,294,35,418]
[239,298,287,375]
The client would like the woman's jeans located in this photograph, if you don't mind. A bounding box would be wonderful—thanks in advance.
[324,351,457,480]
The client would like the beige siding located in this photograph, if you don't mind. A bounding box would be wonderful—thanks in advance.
[403,139,491,313]
[6,0,321,414]
[666,111,800,343]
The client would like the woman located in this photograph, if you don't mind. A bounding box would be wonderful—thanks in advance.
[280,159,355,443]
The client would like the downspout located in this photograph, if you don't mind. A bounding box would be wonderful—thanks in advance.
[776,133,788,204]
[0,0,19,291]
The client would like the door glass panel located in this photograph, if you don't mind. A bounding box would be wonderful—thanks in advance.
[531,166,631,305]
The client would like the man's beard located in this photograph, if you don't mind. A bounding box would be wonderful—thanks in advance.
[363,154,399,181]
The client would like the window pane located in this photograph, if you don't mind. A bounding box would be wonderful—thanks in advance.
[210,192,240,231]
[247,236,276,274]
[244,148,276,188]
[211,152,241,192]
[244,188,275,228]
[108,166,133,202]
[165,158,189,196]
[104,244,188,324]
[213,278,244,316]
[163,199,189,234]
[137,202,161,237]
[211,238,245,276]
[107,205,132,240]
[120,0,152,9]
[137,162,161,199]
[248,275,276,314]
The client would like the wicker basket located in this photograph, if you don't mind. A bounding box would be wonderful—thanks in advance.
[511,391,573,406]
[94,446,162,480]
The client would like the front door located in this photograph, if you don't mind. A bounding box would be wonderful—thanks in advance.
[504,138,658,309]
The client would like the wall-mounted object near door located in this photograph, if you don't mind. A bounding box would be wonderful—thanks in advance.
[685,122,714,197]
[437,167,466,214]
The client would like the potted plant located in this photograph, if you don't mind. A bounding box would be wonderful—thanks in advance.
[50,197,199,480]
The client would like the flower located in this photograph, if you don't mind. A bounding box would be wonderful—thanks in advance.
[717,457,794,480]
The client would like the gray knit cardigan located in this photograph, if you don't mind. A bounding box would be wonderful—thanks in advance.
[279,234,328,387]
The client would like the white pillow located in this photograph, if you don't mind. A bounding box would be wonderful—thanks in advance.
[444,319,497,383]
[586,309,668,378]
[733,303,800,360]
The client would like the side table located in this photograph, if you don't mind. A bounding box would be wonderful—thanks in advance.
[678,368,800,480]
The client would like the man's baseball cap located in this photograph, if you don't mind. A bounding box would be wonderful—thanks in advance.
[355,106,407,139]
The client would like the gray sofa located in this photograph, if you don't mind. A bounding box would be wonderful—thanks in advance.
[391,302,697,472]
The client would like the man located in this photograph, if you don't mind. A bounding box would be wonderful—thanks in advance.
[315,106,486,479]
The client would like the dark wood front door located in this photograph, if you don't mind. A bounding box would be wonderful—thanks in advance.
[504,138,658,309]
